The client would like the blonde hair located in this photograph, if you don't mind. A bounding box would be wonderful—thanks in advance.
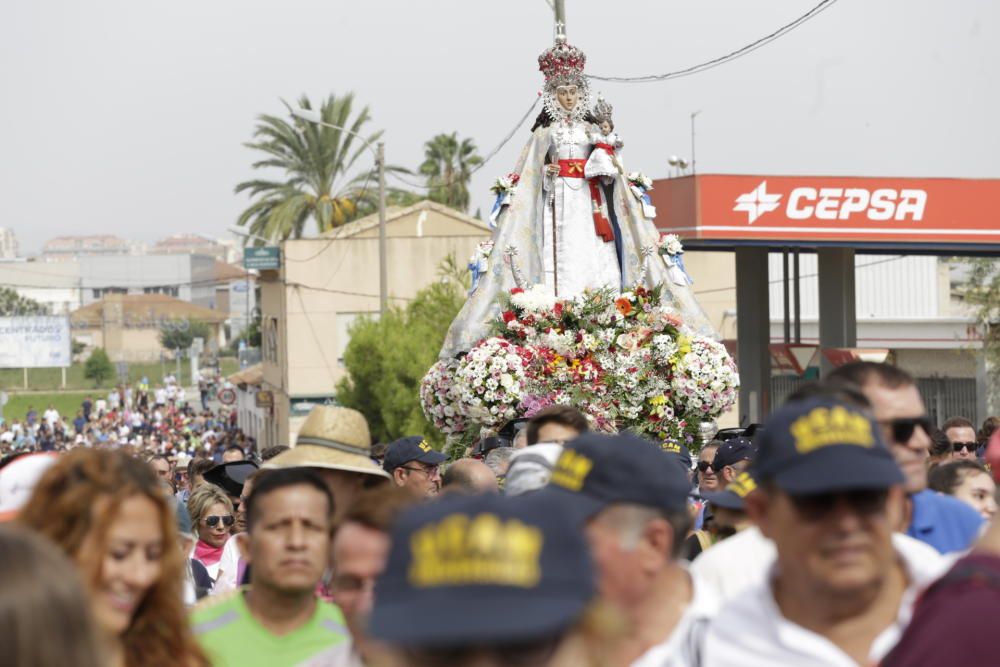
[18,449,208,667]
[187,484,234,529]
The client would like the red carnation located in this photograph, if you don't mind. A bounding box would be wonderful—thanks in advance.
[511,288,525,295]
[502,311,516,323]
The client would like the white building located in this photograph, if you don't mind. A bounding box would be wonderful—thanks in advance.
[0,228,18,259]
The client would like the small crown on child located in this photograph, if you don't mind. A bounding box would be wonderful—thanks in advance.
[592,94,614,124]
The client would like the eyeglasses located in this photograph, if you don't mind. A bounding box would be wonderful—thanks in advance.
[952,441,978,453]
[879,416,933,444]
[401,465,440,478]
[697,461,714,472]
[203,515,234,528]
[787,489,890,522]
[404,633,563,667]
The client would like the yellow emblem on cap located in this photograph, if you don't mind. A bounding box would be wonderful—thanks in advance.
[549,449,594,492]
[790,405,874,454]
[418,440,432,452]
[661,442,682,454]
[727,472,757,498]
[408,513,543,588]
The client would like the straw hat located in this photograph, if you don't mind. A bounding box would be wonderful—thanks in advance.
[264,406,389,479]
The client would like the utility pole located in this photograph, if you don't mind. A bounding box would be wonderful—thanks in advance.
[377,141,387,317]
[690,110,702,174]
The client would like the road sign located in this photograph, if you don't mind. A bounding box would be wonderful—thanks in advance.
[243,247,280,270]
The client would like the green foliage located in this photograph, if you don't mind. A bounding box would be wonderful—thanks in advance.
[83,348,115,387]
[961,258,1000,384]
[0,287,47,316]
[419,132,483,212]
[235,93,410,242]
[336,264,466,446]
[159,319,212,352]
[71,339,87,356]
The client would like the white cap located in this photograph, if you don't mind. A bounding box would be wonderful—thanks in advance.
[0,453,58,520]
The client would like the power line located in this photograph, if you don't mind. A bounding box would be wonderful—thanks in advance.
[387,96,542,190]
[588,0,841,83]
[693,255,906,296]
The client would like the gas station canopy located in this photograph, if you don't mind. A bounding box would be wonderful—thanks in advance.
[650,174,1000,254]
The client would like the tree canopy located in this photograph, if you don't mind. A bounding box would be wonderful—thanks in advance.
[0,287,46,316]
[419,132,483,212]
[336,264,466,446]
[159,319,211,352]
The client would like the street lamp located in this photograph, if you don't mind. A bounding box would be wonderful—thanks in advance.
[227,225,272,246]
[667,155,690,177]
[291,107,387,317]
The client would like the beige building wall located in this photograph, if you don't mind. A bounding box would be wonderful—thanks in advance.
[260,201,491,447]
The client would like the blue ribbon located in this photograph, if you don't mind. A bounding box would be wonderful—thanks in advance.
[489,193,504,228]
[468,260,482,293]
[672,252,693,285]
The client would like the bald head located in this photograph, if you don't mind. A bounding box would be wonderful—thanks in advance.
[441,459,499,495]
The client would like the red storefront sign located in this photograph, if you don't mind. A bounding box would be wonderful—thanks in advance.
[651,175,1000,245]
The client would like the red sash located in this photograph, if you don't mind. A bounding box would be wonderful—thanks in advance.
[556,160,615,243]
[594,142,616,155]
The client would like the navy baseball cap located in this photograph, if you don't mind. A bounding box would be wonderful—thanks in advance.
[710,437,756,472]
[541,432,690,524]
[702,471,758,511]
[382,436,447,473]
[661,440,693,477]
[751,397,904,494]
[369,492,594,647]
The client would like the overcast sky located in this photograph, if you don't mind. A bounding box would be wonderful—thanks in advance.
[1,0,996,254]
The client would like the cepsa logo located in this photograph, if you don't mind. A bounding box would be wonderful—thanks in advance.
[733,181,928,225]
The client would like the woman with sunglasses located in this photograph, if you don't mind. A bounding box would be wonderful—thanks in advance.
[18,449,208,667]
[187,484,234,583]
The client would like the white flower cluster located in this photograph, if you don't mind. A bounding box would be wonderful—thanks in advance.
[510,285,557,313]
[651,334,680,365]
[419,359,466,436]
[452,337,528,425]
[659,234,684,256]
[671,337,740,416]
[627,171,653,190]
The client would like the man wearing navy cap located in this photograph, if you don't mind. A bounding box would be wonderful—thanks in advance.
[369,493,605,667]
[710,436,755,486]
[544,433,719,667]
[701,397,945,667]
[382,436,447,500]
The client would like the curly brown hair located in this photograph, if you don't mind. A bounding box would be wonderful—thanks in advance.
[18,449,208,667]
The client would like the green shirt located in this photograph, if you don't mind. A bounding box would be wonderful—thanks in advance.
[191,588,353,667]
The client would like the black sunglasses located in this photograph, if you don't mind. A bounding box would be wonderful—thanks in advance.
[697,461,714,472]
[788,489,890,522]
[204,515,234,528]
[952,441,978,453]
[880,416,933,444]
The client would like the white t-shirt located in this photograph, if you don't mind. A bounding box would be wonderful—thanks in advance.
[700,534,946,667]
[630,564,720,667]
[690,527,776,604]
[154,389,168,405]
[213,535,243,595]
[43,409,60,426]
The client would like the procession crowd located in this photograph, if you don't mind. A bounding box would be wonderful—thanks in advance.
[1,361,999,666]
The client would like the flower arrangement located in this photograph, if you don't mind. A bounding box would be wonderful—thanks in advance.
[489,173,521,196]
[659,233,684,257]
[420,285,738,447]
[627,171,653,191]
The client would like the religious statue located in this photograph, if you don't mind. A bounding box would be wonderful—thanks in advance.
[439,29,715,358]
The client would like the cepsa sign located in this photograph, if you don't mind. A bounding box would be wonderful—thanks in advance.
[653,175,1000,245]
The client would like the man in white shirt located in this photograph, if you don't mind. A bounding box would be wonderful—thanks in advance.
[42,404,60,428]
[541,432,718,667]
[701,396,946,667]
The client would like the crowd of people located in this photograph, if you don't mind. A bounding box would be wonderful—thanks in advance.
[1,360,999,666]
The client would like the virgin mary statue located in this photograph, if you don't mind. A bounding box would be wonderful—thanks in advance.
[440,32,714,358]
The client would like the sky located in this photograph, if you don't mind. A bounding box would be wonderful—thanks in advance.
[1,0,997,254]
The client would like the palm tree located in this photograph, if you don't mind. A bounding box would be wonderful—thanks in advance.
[419,133,483,212]
[235,93,388,242]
